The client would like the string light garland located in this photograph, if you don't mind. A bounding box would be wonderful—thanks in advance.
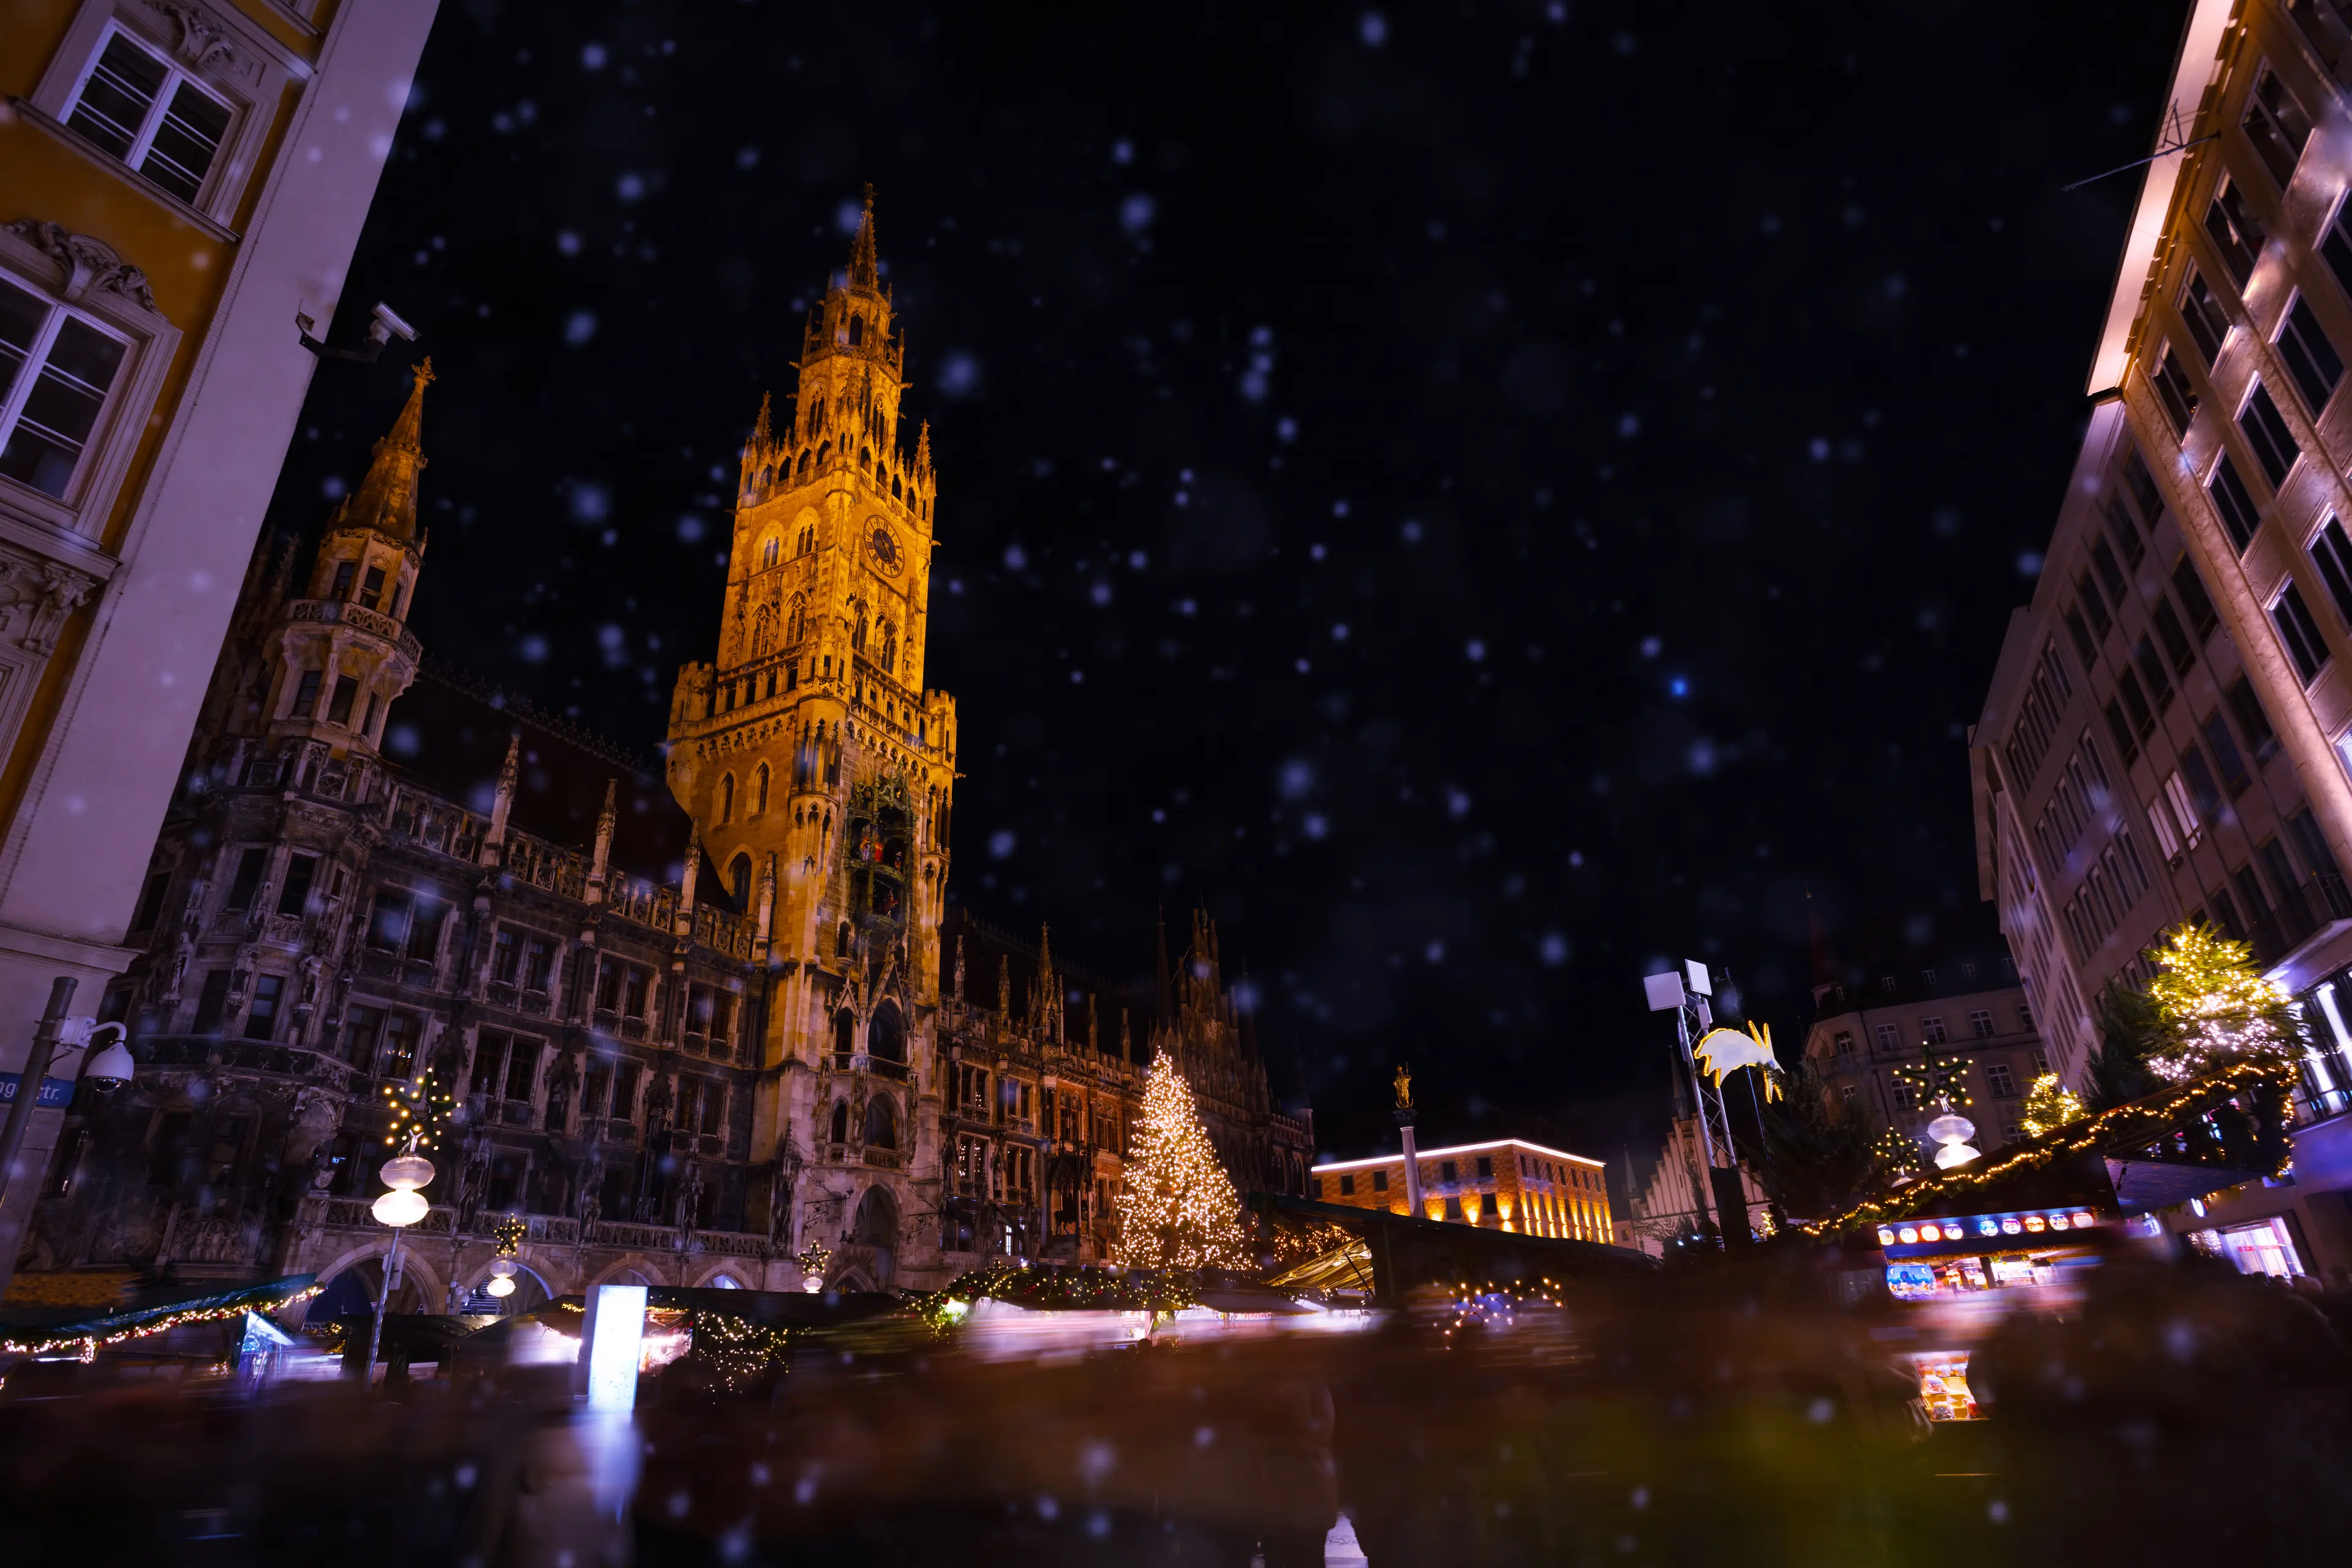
[1438,1276,1569,1342]
[903,1264,1189,1328]
[2019,1072,2086,1139]
[1112,1050,1248,1273]
[0,1283,321,1359]
[1803,1056,2294,1238]
[684,1311,794,1393]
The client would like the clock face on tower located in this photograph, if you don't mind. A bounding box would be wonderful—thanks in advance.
[866,521,903,577]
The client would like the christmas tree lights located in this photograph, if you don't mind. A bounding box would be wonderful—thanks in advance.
[2142,922,2300,1082]
[1112,1050,1248,1273]
[2019,1072,2086,1138]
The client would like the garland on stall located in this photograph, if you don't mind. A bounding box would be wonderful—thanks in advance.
[1438,1276,1570,1342]
[0,1282,321,1360]
[684,1311,796,1393]
[1802,1056,2294,1238]
[902,1263,1193,1331]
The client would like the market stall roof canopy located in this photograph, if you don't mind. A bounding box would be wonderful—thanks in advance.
[1807,1058,2294,1239]
[0,1273,317,1357]
[1248,1193,1656,1303]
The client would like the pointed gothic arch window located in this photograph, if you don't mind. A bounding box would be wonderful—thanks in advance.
[864,1093,898,1150]
[848,314,865,345]
[728,851,753,909]
[754,763,770,815]
[833,1008,855,1060]
[829,1099,848,1144]
[852,614,869,654]
[762,536,780,568]
[892,473,902,499]
[797,450,812,478]
[869,1002,905,1066]
[837,921,854,959]
[751,605,777,659]
[880,624,897,671]
[718,773,736,825]
[786,595,807,646]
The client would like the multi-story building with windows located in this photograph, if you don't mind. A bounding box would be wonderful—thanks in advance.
[1801,955,2049,1153]
[1973,0,2352,1281]
[1310,1137,1614,1243]
[0,0,439,1281]
[19,208,1313,1310]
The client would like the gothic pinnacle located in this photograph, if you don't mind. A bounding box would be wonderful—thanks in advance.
[752,390,774,449]
[846,183,880,289]
[338,358,432,542]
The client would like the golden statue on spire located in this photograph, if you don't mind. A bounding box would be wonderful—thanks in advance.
[1393,1063,1412,1110]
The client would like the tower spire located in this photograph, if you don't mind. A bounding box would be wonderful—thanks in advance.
[752,391,774,449]
[338,359,432,542]
[846,184,879,289]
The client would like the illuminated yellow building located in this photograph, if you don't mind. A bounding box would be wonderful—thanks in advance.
[1310,1137,1614,1242]
[0,0,436,1268]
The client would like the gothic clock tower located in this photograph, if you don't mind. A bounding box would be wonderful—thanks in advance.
[666,193,956,1281]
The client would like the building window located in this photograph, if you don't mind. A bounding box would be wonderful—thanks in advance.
[2207,451,2261,551]
[612,1061,641,1121]
[379,1011,420,1079]
[1969,1009,1995,1039]
[236,972,281,1041]
[1372,1169,1389,1192]
[0,274,130,501]
[2226,677,2280,761]
[2153,344,2199,434]
[491,927,521,986]
[2147,594,2195,676]
[2177,268,2230,364]
[275,853,317,918]
[1833,1030,1855,1058]
[471,1029,510,1096]
[2203,709,2254,796]
[1872,1023,1899,1052]
[2173,558,2218,639]
[2244,62,2313,190]
[343,1005,383,1071]
[191,968,232,1035]
[326,675,360,726]
[221,846,265,910]
[1439,1159,1458,1184]
[58,22,235,205]
[522,936,555,993]
[2273,582,2331,684]
[1338,1172,1355,1197]
[1986,1062,2017,1097]
[1921,1016,1948,1045]
[2277,297,2343,415]
[129,869,171,933]
[2206,177,2267,289]
[1444,1195,1465,1222]
[2239,382,2302,488]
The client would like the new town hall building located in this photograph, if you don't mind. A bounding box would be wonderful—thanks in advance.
[17,207,1314,1311]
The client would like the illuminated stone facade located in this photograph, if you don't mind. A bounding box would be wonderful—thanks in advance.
[18,205,1313,1309]
[1310,1137,1612,1242]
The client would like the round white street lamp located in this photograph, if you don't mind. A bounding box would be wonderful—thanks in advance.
[364,1142,435,1380]
[1927,1104,1981,1171]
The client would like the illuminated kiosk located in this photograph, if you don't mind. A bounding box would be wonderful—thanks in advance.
[1811,1060,2294,1422]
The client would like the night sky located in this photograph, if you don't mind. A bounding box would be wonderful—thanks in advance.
[260,2,2189,1177]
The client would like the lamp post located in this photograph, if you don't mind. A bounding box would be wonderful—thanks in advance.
[364,1137,434,1382]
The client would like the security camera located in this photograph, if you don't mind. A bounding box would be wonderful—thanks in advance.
[83,1022,135,1092]
[369,301,419,345]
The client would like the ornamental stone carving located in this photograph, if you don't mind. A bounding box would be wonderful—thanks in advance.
[144,0,238,70]
[2,220,160,314]
[0,549,99,655]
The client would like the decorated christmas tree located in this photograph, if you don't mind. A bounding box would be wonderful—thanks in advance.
[2143,922,2301,1082]
[1113,1050,1249,1273]
[2018,1072,2086,1138]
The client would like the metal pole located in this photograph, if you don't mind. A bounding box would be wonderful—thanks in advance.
[0,978,77,1302]
[365,1225,402,1387]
